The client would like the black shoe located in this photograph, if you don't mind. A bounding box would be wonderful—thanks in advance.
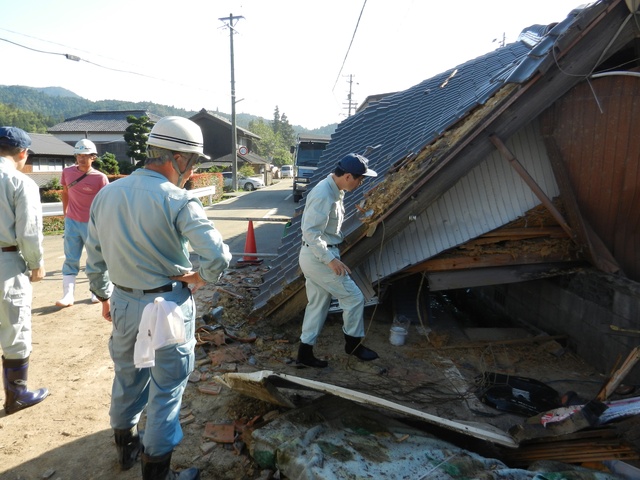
[114,426,141,470]
[141,451,200,480]
[344,334,379,361]
[296,343,328,368]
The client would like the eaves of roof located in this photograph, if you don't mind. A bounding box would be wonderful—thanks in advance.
[216,151,270,165]
[190,109,261,140]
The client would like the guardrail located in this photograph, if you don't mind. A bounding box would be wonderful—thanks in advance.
[42,202,63,217]
[41,186,217,217]
[189,185,216,204]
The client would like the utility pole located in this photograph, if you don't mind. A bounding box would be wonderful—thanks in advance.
[342,74,358,117]
[219,13,244,191]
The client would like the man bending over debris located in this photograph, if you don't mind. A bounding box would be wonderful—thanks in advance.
[86,116,231,479]
[297,153,379,368]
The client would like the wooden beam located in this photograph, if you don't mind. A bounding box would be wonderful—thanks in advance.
[404,251,579,273]
[542,134,621,274]
[490,134,574,238]
[425,263,584,291]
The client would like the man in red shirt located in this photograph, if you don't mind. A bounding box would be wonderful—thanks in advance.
[56,139,109,307]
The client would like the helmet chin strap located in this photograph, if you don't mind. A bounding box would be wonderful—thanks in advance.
[170,153,199,187]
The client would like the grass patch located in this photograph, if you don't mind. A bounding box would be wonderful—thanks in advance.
[43,216,64,236]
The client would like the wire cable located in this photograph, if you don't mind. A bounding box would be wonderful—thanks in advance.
[332,0,368,92]
[0,35,210,93]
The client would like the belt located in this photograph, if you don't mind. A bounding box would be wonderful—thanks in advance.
[1,246,18,252]
[114,282,188,294]
[303,242,341,248]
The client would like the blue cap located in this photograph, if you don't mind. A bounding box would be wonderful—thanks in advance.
[0,126,31,149]
[337,153,377,177]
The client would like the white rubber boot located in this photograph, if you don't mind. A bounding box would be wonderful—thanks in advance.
[55,275,75,307]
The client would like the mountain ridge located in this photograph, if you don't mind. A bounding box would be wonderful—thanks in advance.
[0,85,336,135]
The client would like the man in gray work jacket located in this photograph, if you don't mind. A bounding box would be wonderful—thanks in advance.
[297,153,379,368]
[0,126,48,415]
[86,116,231,479]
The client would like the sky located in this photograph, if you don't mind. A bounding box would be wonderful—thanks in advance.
[1,0,587,129]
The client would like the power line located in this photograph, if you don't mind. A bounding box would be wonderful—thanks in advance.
[332,0,368,92]
[0,35,209,93]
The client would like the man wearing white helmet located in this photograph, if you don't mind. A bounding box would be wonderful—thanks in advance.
[85,116,231,479]
[55,138,108,307]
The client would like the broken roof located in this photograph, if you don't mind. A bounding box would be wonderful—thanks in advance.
[254,0,636,319]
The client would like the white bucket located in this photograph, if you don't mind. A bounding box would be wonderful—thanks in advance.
[389,326,408,346]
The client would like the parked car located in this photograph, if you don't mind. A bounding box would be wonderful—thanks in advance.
[280,165,293,178]
[221,172,265,191]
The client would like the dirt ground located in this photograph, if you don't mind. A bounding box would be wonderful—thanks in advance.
[1,236,634,480]
[0,239,278,480]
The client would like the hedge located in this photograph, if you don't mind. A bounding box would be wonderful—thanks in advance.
[41,172,224,234]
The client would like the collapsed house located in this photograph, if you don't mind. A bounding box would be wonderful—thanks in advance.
[253,0,640,386]
[209,0,640,475]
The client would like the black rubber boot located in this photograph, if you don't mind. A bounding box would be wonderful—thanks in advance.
[114,425,141,470]
[141,451,200,480]
[296,343,328,368]
[2,356,49,414]
[344,334,379,361]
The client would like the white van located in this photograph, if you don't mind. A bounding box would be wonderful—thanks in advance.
[280,165,293,178]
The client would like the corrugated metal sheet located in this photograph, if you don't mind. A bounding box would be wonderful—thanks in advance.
[365,122,559,281]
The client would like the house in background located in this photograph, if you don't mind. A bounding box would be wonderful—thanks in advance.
[48,110,162,163]
[46,108,269,177]
[189,109,271,180]
[24,133,75,188]
[255,0,640,384]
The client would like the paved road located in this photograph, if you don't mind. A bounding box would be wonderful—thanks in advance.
[205,178,297,263]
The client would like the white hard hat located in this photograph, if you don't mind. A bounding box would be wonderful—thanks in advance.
[147,116,210,159]
[74,139,97,155]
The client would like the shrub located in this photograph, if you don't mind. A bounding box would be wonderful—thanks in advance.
[41,189,62,202]
[43,216,64,235]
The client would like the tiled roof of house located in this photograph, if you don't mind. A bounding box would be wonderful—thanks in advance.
[48,110,162,133]
[28,133,75,156]
[253,2,595,315]
[190,109,261,139]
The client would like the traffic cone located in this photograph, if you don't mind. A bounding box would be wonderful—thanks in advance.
[239,221,262,265]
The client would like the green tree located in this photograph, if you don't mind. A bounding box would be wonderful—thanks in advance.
[279,113,296,150]
[248,119,277,158]
[93,152,119,175]
[239,165,255,177]
[272,106,281,134]
[248,115,293,167]
[118,159,136,175]
[124,115,153,165]
[0,103,53,133]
